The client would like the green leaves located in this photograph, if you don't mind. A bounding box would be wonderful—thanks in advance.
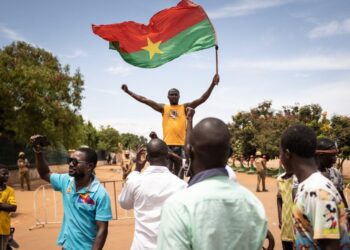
[0,41,84,149]
[229,101,350,167]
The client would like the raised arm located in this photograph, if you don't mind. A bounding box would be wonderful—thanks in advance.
[30,135,51,183]
[185,74,219,109]
[185,107,195,160]
[121,84,164,113]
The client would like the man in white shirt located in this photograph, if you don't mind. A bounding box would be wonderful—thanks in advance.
[118,138,187,250]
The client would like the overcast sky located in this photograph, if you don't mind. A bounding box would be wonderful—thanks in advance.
[1,0,350,138]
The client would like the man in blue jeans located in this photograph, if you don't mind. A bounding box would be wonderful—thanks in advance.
[30,135,112,250]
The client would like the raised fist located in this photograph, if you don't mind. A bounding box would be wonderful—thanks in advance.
[121,84,128,92]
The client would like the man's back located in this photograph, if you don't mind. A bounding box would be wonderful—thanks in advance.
[119,166,187,250]
[157,176,267,250]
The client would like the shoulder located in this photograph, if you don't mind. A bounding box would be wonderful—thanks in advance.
[5,185,15,193]
[91,180,111,200]
[236,183,264,205]
[300,173,338,196]
[330,167,342,176]
[277,173,286,181]
[168,172,187,186]
[164,188,189,207]
[96,185,111,200]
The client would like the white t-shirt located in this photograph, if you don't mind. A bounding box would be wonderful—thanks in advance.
[118,166,187,250]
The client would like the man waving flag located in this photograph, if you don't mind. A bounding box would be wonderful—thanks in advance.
[92,0,217,68]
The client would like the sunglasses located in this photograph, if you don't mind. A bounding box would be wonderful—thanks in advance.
[67,157,88,166]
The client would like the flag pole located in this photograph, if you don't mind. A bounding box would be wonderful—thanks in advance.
[215,45,219,75]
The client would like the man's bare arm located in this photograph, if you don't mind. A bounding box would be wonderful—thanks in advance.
[185,107,195,159]
[185,74,219,109]
[92,221,109,250]
[30,135,51,183]
[121,84,164,113]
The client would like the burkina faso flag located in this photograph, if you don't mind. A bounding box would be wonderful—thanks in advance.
[92,0,216,68]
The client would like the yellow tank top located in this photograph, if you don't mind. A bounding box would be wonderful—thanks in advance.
[162,104,186,146]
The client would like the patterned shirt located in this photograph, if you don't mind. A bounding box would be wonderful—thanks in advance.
[325,167,344,191]
[277,173,298,242]
[293,172,350,250]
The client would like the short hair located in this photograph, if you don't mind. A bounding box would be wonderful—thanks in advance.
[146,138,168,158]
[0,164,8,170]
[78,148,98,167]
[281,124,316,158]
[168,88,179,95]
[317,138,336,150]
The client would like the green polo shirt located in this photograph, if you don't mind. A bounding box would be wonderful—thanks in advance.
[157,175,267,250]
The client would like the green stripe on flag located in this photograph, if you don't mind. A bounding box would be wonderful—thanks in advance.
[110,19,216,68]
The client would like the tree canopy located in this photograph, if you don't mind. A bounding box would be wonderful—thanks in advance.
[229,101,350,170]
[0,41,84,149]
[0,41,151,165]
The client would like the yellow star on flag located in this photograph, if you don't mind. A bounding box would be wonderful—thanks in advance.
[142,37,163,60]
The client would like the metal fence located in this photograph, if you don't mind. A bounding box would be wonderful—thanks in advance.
[29,180,133,230]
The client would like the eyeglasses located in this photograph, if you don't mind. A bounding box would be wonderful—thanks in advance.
[67,157,88,166]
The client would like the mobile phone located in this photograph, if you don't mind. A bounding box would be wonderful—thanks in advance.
[30,135,50,147]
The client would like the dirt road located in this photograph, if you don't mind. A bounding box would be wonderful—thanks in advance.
[11,162,350,249]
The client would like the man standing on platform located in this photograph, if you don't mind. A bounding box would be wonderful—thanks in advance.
[121,74,219,176]
[157,117,267,249]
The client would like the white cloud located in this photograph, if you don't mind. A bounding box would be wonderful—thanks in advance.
[106,64,133,76]
[226,54,350,71]
[208,0,296,19]
[0,24,27,41]
[61,49,88,59]
[188,54,350,71]
[309,18,350,39]
[273,80,350,116]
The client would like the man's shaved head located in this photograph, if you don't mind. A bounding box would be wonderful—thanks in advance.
[147,138,169,160]
[190,118,231,169]
[168,88,179,95]
[167,88,180,105]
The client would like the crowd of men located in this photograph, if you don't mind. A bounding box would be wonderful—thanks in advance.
[1,76,350,249]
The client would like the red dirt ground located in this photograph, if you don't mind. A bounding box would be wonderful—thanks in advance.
[10,160,350,250]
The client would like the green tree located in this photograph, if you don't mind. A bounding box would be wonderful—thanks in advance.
[97,126,120,152]
[229,101,322,159]
[330,115,350,172]
[120,133,147,150]
[81,121,98,148]
[0,41,84,149]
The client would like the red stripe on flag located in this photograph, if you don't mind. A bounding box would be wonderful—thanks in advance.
[92,0,207,53]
